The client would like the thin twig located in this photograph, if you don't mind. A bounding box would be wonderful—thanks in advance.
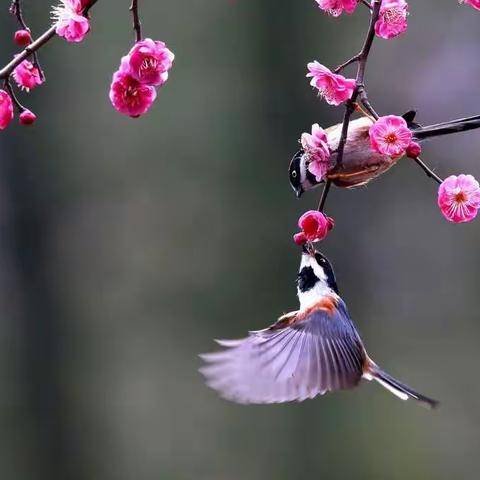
[334,53,361,74]
[9,0,27,28]
[0,0,99,81]
[4,78,27,112]
[130,0,142,42]
[413,157,443,185]
[318,180,332,212]
[361,0,373,9]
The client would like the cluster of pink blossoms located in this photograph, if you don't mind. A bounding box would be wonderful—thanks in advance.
[0,0,91,131]
[109,39,174,118]
[315,0,409,40]
[368,115,480,224]
[0,28,44,129]
[52,0,90,43]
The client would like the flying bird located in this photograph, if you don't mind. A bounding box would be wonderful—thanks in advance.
[200,245,438,408]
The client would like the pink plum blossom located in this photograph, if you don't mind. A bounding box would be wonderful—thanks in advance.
[14,29,32,46]
[0,90,14,130]
[294,210,335,245]
[307,61,356,106]
[19,110,37,125]
[438,175,480,223]
[369,115,413,156]
[315,0,358,17]
[109,71,157,118]
[121,39,175,86]
[374,0,409,40]
[301,123,331,182]
[461,0,480,11]
[13,59,43,91]
[52,0,90,43]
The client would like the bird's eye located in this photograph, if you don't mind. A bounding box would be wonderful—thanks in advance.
[291,171,297,179]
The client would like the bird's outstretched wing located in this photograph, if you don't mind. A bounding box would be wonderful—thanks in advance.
[200,299,366,404]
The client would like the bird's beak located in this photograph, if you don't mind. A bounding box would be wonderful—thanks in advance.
[301,242,316,256]
[296,188,304,199]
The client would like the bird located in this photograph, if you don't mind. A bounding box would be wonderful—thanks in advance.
[289,112,480,197]
[200,244,439,408]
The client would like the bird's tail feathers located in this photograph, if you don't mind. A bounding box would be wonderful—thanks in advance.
[365,362,439,409]
[414,115,480,140]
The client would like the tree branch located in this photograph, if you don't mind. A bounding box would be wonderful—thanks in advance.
[0,0,99,81]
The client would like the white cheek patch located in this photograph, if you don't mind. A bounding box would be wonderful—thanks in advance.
[297,254,331,310]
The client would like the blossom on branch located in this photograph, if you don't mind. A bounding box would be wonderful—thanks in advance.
[374,0,409,40]
[52,0,90,43]
[294,211,335,245]
[122,39,175,87]
[369,115,413,156]
[109,71,157,118]
[110,38,175,117]
[0,90,14,130]
[13,59,43,91]
[301,123,331,181]
[315,0,358,17]
[438,175,480,223]
[307,61,356,106]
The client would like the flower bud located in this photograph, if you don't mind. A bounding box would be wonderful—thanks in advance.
[406,141,421,158]
[19,110,37,125]
[14,29,32,46]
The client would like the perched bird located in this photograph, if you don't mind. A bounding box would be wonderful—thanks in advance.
[200,245,438,408]
[289,112,480,196]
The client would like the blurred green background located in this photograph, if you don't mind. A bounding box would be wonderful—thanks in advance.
[1,1,480,479]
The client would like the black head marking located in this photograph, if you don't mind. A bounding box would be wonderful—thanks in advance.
[289,149,304,197]
[314,252,339,294]
[296,266,318,293]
